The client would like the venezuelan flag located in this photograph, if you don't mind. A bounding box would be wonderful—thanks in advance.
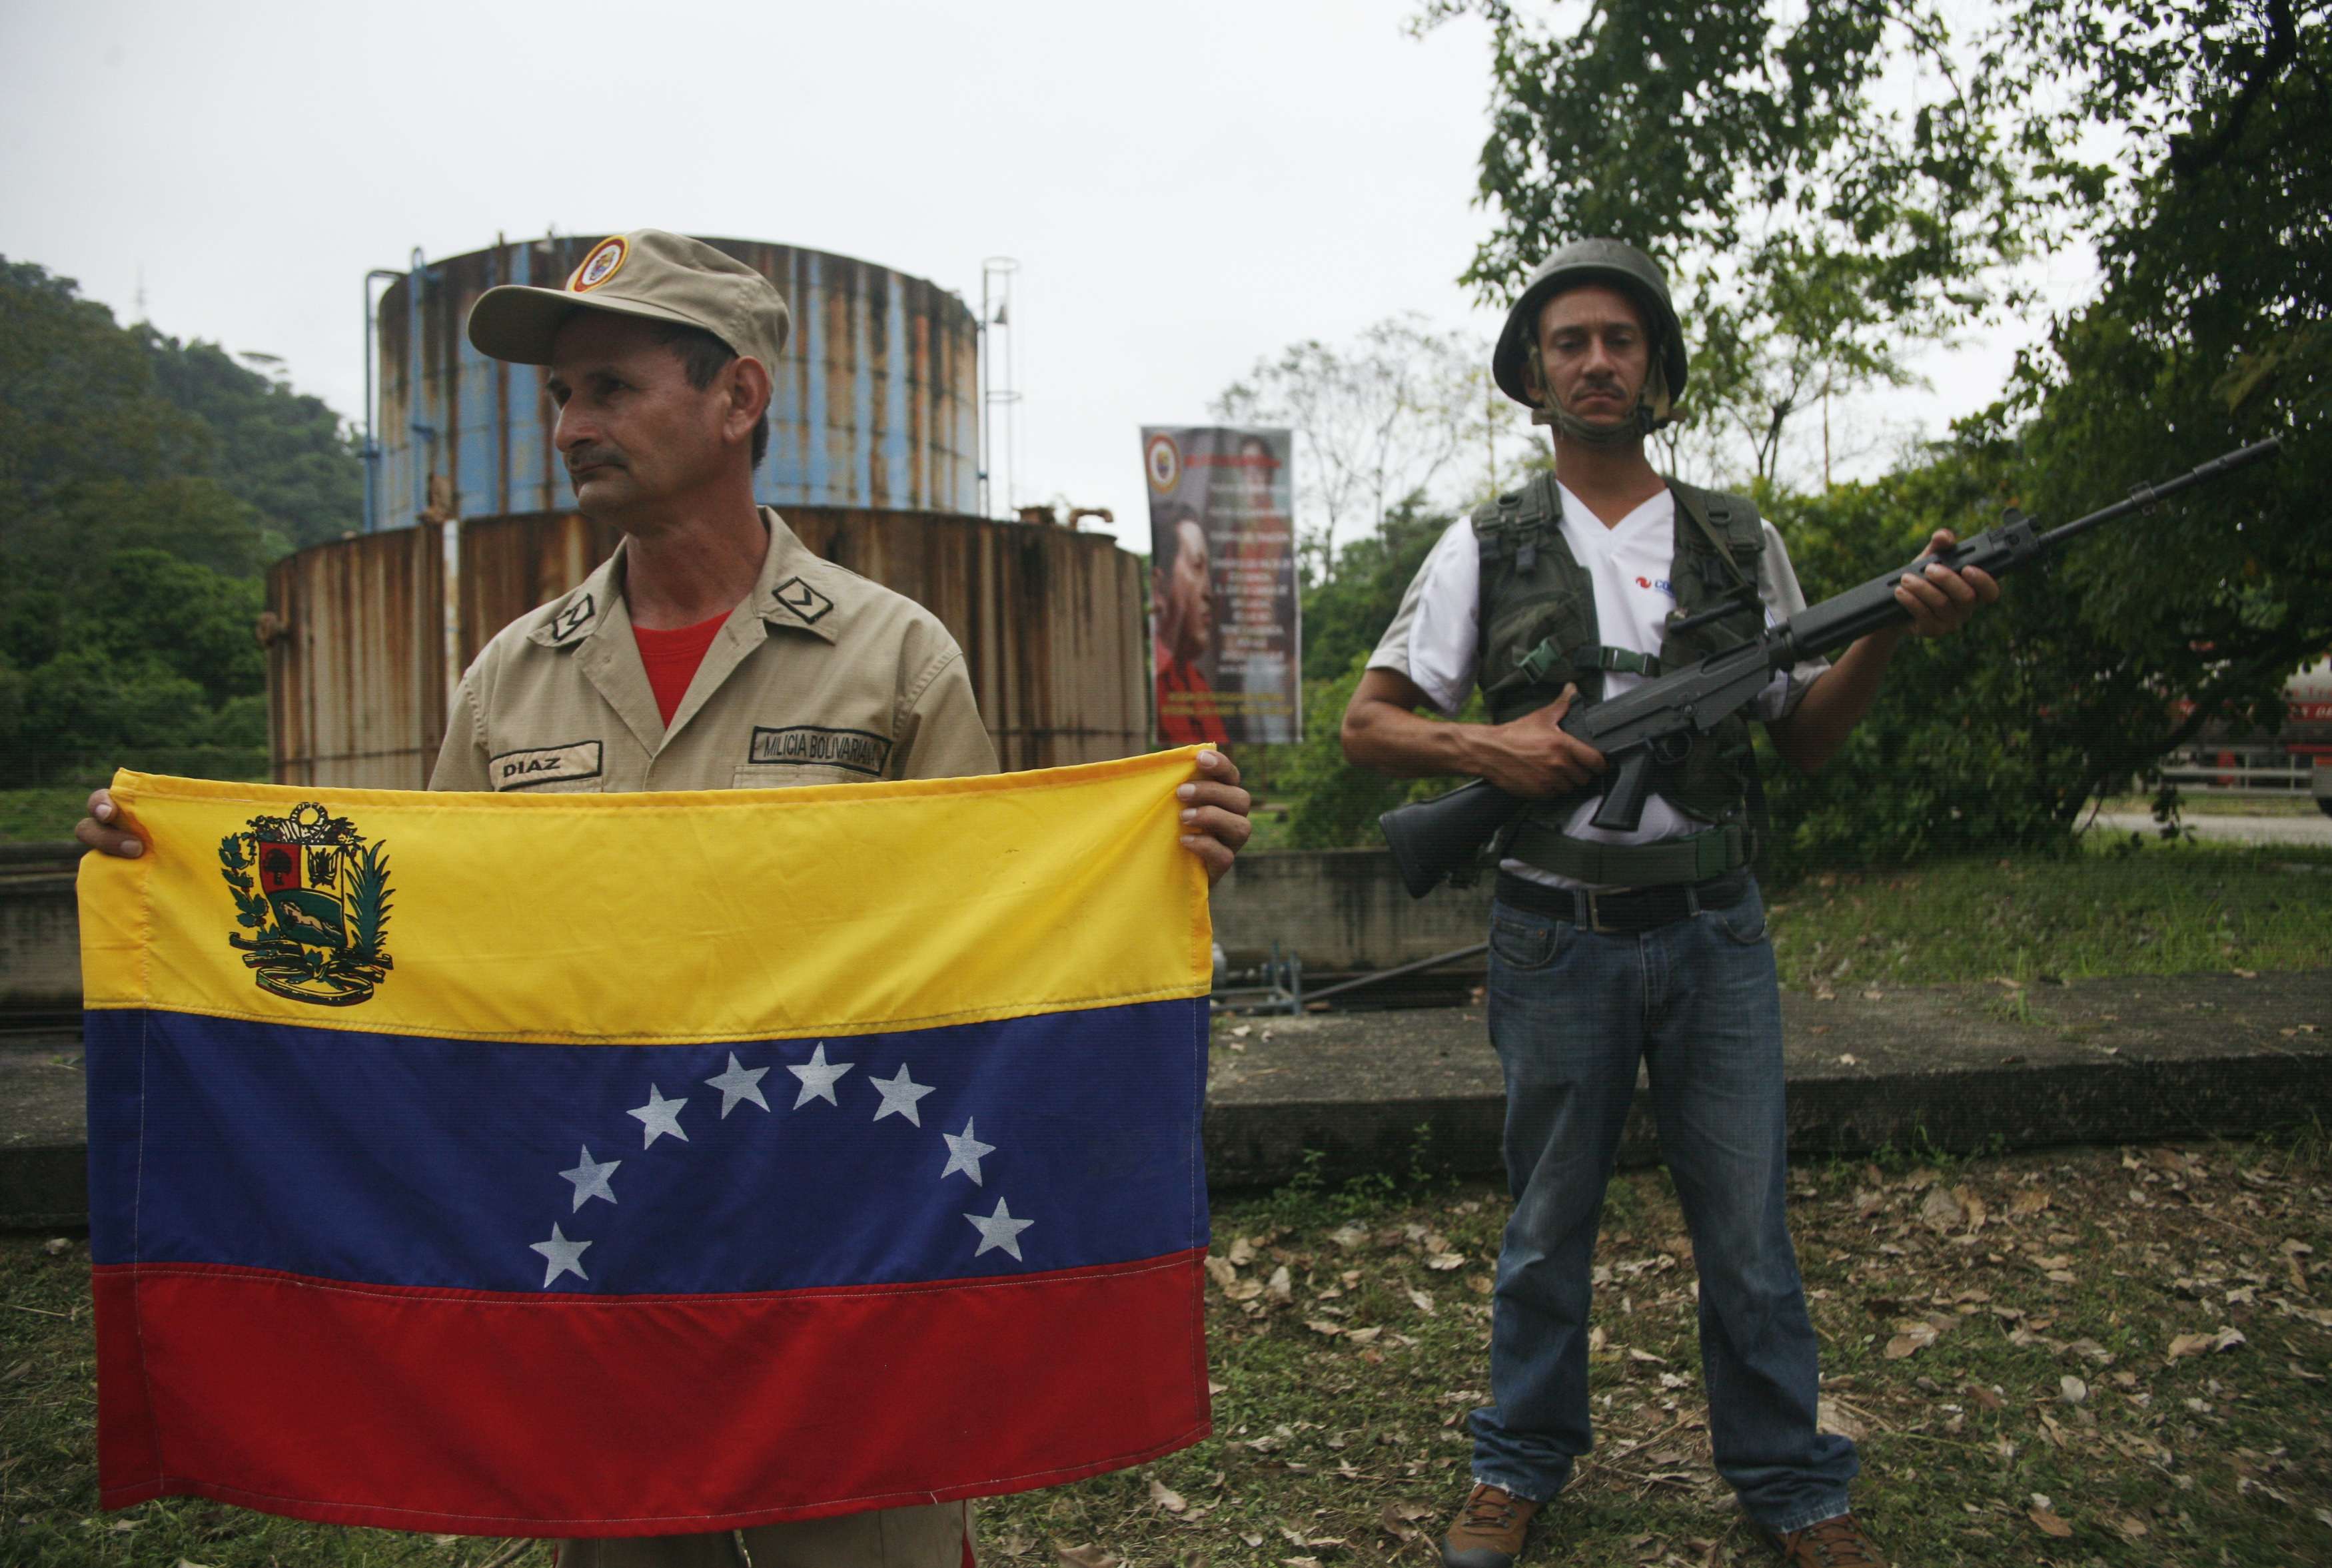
[78,751,1215,1537]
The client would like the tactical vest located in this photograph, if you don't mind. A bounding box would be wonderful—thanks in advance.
[1472,471,1768,885]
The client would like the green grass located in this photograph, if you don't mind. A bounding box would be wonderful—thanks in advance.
[0,785,105,844]
[2097,793,2325,819]
[1,751,267,843]
[1766,839,2332,992]
[11,1139,2329,1565]
[1240,804,1297,853]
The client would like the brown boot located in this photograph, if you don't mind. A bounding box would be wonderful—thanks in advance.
[1440,1483,1539,1568]
[1752,1513,1890,1567]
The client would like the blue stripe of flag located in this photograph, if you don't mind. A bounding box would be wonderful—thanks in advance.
[85,999,1207,1296]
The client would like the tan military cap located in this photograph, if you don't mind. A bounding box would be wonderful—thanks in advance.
[467,230,790,369]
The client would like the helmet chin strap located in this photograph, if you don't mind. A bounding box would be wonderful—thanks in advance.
[1527,342,1675,446]
[1533,403,1656,445]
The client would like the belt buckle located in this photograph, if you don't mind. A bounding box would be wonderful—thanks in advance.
[1584,889,1622,935]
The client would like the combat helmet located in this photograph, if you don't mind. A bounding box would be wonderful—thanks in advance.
[1490,239,1688,413]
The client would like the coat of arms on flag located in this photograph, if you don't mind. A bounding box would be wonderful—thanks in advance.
[77,753,1215,1538]
[217,800,394,1005]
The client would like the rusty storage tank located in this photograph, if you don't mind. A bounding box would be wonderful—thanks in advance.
[268,238,1143,787]
[373,234,979,524]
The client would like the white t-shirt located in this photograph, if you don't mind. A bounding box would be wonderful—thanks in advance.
[1366,481,1831,890]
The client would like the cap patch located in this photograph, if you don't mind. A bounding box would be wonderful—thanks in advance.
[572,237,628,292]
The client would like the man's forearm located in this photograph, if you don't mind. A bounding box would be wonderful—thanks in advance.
[1342,697,1492,779]
[1343,667,1605,799]
[1767,627,1906,773]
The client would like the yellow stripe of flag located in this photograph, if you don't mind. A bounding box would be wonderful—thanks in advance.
[79,750,1213,1044]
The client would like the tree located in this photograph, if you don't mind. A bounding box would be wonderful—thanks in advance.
[0,258,215,516]
[1979,0,2329,811]
[0,256,353,786]
[1757,0,2325,861]
[1299,494,1455,682]
[1418,0,2039,487]
[145,332,362,554]
[1215,316,1526,574]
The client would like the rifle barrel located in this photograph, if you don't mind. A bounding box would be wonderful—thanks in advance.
[2036,437,2283,551]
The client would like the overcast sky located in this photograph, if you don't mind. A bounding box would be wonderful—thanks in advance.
[1,0,2097,556]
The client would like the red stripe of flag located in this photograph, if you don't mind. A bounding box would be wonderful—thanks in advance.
[95,1250,1209,1537]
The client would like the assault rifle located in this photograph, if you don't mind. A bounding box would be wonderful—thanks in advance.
[1379,438,2285,899]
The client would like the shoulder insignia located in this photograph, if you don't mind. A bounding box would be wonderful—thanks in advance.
[548,593,595,645]
[219,802,393,1008]
[772,576,836,625]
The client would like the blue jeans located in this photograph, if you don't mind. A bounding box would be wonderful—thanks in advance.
[1469,880,1856,1533]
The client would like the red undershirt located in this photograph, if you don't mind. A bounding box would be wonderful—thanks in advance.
[632,612,729,727]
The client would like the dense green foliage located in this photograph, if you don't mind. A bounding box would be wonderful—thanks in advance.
[1998,0,2329,777]
[0,258,356,787]
[146,335,364,559]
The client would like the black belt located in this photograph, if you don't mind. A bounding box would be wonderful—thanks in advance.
[1494,869,1751,935]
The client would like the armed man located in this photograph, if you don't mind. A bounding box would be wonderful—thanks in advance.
[1342,240,1997,1568]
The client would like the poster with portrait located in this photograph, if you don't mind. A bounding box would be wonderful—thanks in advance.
[1141,426,1301,747]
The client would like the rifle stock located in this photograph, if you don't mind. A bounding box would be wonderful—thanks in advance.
[1377,438,2283,897]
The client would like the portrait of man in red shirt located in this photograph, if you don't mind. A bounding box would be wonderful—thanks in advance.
[1152,505,1227,745]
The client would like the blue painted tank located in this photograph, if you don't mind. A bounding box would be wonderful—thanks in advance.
[372,235,979,525]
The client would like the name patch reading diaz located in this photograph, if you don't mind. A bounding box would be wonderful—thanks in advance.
[748,726,893,777]
[490,741,604,791]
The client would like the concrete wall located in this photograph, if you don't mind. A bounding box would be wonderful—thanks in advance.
[1208,849,1492,970]
[0,848,83,1010]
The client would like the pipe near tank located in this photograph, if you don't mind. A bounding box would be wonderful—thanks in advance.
[361,268,400,534]
[406,248,437,531]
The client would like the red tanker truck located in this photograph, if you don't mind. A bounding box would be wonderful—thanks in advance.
[2162,657,2332,815]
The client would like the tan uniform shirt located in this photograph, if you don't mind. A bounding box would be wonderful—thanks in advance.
[429,509,998,793]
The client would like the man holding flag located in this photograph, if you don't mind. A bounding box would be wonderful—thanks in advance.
[78,230,1253,1567]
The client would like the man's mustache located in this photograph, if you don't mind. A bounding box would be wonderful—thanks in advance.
[566,446,628,474]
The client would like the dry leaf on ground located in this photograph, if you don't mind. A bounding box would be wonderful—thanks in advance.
[1816,1395,1866,1440]
[1884,1321,1940,1360]
[1918,1186,1967,1232]
[2167,1325,2247,1360]
[2028,1507,2073,1539]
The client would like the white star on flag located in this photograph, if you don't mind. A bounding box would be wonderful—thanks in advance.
[530,1222,592,1288]
[787,1042,854,1108]
[627,1084,690,1147]
[939,1118,995,1185]
[869,1062,936,1126]
[964,1196,1035,1261]
[703,1053,771,1117]
[558,1145,620,1210]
